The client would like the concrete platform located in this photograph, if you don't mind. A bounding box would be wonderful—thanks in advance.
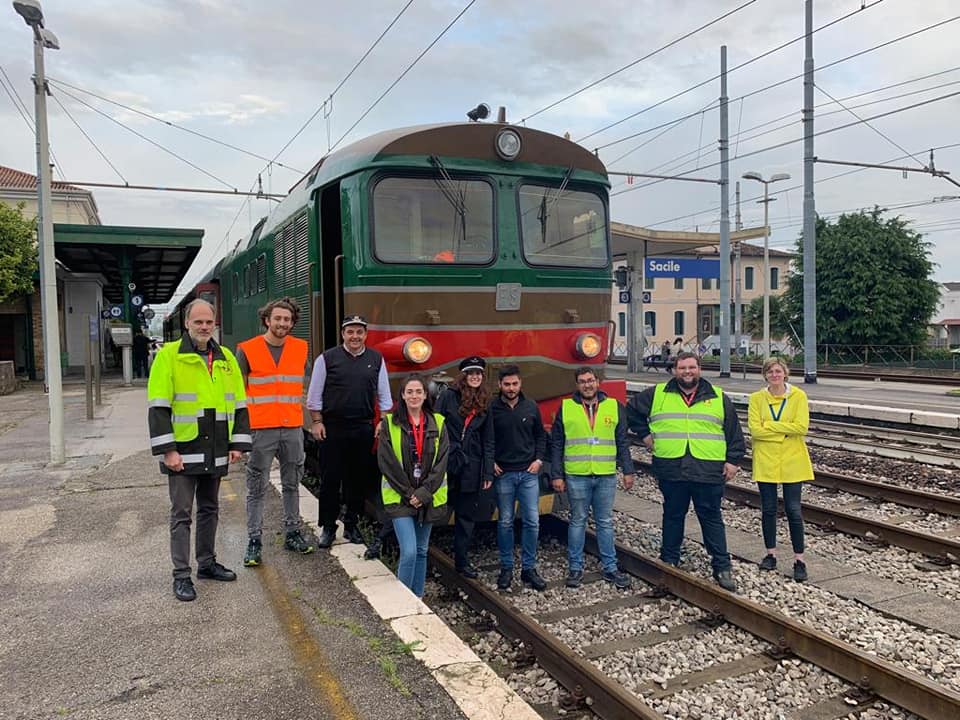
[0,381,533,720]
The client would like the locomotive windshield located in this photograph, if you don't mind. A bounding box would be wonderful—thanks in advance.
[372,176,495,264]
[518,184,608,268]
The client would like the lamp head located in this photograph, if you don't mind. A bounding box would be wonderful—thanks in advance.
[770,172,791,183]
[466,103,490,122]
[39,27,58,49]
[13,0,44,27]
[741,171,763,182]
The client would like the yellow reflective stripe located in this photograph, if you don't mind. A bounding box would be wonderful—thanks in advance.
[172,414,197,424]
[650,412,723,425]
[174,393,197,401]
[149,398,171,408]
[151,433,175,447]
[653,431,724,440]
[565,437,615,447]
[224,393,236,401]
[234,399,247,409]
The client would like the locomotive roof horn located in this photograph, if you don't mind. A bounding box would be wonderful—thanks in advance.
[466,103,490,122]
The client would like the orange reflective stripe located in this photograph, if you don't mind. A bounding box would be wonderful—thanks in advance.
[240,336,307,429]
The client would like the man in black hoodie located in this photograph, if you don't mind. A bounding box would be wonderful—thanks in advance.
[627,351,745,592]
[490,364,547,591]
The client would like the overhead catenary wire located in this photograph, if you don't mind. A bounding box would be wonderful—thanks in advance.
[0,63,67,179]
[53,84,237,191]
[269,0,415,161]
[519,0,761,125]
[49,92,127,185]
[579,0,889,145]
[329,0,478,151]
[46,77,305,175]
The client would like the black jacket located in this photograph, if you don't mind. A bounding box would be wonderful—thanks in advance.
[626,378,745,484]
[550,391,635,478]
[490,393,547,472]
[436,388,494,493]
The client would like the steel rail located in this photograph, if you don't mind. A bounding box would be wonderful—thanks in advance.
[540,515,960,720]
[429,547,664,720]
[723,484,960,562]
[805,468,960,518]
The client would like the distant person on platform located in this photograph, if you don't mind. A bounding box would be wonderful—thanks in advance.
[491,364,548,592]
[436,355,494,578]
[551,366,635,590]
[748,358,813,582]
[626,351,745,592]
[306,314,392,548]
[147,299,251,602]
[133,329,150,379]
[236,297,314,569]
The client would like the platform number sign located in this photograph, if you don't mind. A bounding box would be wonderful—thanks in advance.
[109,306,123,318]
[619,290,631,304]
[642,291,652,303]
[130,294,145,308]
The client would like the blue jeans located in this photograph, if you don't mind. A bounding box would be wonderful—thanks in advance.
[495,470,540,571]
[658,480,731,572]
[391,516,433,597]
[758,482,805,553]
[566,473,618,573]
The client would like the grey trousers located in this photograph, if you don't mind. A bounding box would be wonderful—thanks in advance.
[246,427,305,540]
[169,474,220,579]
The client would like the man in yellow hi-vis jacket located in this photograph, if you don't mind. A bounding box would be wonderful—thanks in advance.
[147,299,252,602]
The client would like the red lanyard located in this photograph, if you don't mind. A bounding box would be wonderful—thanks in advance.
[681,390,697,407]
[582,402,597,430]
[412,417,425,462]
[462,410,476,438]
[206,348,214,376]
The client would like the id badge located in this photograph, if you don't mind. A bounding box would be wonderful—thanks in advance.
[590,437,599,445]
[413,463,422,480]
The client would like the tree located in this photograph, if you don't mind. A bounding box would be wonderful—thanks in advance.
[743,295,793,342]
[0,201,37,304]
[782,208,939,347]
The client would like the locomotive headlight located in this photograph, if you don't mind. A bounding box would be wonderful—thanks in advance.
[575,333,602,360]
[495,128,521,161]
[403,337,433,364]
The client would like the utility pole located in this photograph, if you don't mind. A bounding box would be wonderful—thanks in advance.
[718,45,731,377]
[734,182,742,359]
[802,0,817,383]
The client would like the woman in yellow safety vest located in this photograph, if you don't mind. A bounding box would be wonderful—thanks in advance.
[378,374,449,597]
[748,357,813,582]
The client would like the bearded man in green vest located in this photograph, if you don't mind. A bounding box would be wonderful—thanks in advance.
[550,367,636,590]
[627,351,745,592]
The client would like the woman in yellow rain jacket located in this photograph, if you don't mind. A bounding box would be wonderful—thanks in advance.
[748,358,813,582]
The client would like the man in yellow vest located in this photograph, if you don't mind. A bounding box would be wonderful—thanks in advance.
[236,297,314,568]
[626,351,745,591]
[148,299,251,602]
[550,367,636,589]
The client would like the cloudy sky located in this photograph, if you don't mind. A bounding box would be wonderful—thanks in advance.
[2,0,959,311]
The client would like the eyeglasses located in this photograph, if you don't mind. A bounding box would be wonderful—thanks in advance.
[577,378,597,385]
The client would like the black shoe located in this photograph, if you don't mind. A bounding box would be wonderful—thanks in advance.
[759,554,777,571]
[713,568,737,592]
[243,539,262,567]
[565,569,584,588]
[344,525,364,545]
[173,577,196,602]
[793,560,808,582]
[457,565,479,579]
[285,530,315,554]
[317,526,336,549]
[364,538,382,560]
[520,568,547,591]
[197,562,237,582]
[497,568,513,590]
[602,569,632,589]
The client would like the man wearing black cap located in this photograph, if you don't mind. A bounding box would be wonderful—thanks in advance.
[306,315,393,547]
[436,356,494,578]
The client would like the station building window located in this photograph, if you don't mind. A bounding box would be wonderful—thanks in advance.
[770,266,779,290]
[644,275,655,290]
[745,266,755,290]
[674,277,684,290]
[674,311,684,336]
[644,311,656,336]
[618,311,626,337]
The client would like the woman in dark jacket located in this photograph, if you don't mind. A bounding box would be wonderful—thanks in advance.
[436,356,494,578]
[378,374,449,597]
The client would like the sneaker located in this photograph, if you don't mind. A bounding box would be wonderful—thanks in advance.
[284,530,315,555]
[173,577,196,602]
[759,554,777,571]
[712,568,737,592]
[364,537,382,560]
[565,569,584,588]
[197,562,237,582]
[243,538,263,567]
[497,568,513,590]
[317,526,336,549]
[520,568,547,591]
[793,560,808,583]
[601,569,631,590]
[457,565,479,579]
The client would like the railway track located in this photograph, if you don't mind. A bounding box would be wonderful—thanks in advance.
[429,516,960,720]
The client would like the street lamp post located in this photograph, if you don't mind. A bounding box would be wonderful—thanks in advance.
[741,171,790,359]
[13,0,64,464]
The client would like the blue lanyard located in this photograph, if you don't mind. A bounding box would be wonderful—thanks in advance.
[768,398,787,421]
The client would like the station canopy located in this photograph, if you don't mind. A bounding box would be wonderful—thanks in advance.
[611,221,768,258]
[53,224,204,305]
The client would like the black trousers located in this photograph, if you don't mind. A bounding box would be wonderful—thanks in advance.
[319,423,376,531]
[168,473,220,579]
[451,485,482,569]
